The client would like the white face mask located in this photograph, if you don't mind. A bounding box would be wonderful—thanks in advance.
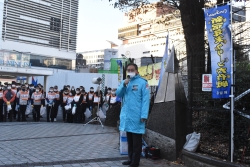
[25,85,28,88]
[49,89,53,92]
[128,72,136,78]
[54,89,57,92]
[12,85,16,88]
[76,91,80,94]
[107,90,111,94]
[69,93,72,96]
[36,89,39,92]
[90,89,94,92]
[7,87,11,90]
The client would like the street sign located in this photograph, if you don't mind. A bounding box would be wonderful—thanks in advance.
[202,74,212,91]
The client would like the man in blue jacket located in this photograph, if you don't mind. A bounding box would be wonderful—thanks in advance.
[116,63,150,167]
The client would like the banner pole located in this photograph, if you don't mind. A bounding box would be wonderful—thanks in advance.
[230,0,234,163]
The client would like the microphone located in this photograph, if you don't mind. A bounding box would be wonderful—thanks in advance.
[124,75,130,86]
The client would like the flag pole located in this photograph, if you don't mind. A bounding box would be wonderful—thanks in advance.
[230,0,234,162]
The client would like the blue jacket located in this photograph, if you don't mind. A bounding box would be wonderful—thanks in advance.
[116,74,150,134]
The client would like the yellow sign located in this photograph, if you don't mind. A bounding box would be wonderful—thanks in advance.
[138,62,161,86]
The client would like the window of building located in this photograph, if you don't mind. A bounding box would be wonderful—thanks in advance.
[20,15,50,25]
[19,36,49,44]
[50,17,63,32]
[30,54,73,70]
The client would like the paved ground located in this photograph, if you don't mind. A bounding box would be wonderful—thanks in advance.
[0,112,185,167]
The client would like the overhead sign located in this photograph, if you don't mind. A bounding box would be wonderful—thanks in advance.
[0,60,31,68]
[202,74,212,91]
[0,50,31,68]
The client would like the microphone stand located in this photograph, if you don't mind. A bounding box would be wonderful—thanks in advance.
[83,83,104,128]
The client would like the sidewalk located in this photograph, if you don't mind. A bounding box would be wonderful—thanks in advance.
[34,159,185,167]
[0,120,185,167]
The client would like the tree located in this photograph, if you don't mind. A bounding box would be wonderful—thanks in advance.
[109,0,230,131]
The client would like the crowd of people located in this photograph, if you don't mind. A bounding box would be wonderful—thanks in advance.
[0,81,121,123]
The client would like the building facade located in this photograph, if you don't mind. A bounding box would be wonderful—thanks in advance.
[0,0,79,89]
[78,49,118,70]
[0,0,78,74]
[118,3,186,67]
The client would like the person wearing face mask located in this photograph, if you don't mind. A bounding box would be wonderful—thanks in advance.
[3,83,16,122]
[11,81,18,120]
[60,88,69,122]
[16,83,21,92]
[24,83,29,91]
[16,85,29,122]
[86,87,94,110]
[53,85,60,122]
[81,88,88,123]
[117,63,150,167]
[31,87,45,122]
[105,88,112,103]
[66,91,74,123]
[46,87,56,122]
[108,88,120,109]
[0,84,4,122]
[91,89,103,120]
[28,84,35,119]
[72,88,83,123]
[71,86,76,96]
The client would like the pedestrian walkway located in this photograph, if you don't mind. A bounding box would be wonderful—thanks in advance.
[0,122,185,167]
[35,159,185,167]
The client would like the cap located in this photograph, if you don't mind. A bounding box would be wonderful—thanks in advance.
[12,81,16,85]
[90,87,94,89]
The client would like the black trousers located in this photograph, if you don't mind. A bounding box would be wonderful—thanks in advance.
[33,105,41,122]
[13,103,17,119]
[19,105,27,122]
[67,111,73,123]
[75,105,82,123]
[126,132,142,166]
[62,108,67,122]
[54,102,60,118]
[81,103,87,123]
[47,105,54,122]
[0,105,3,122]
[4,105,14,122]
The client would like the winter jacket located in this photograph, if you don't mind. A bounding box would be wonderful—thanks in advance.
[116,74,150,134]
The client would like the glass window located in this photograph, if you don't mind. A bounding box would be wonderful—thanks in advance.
[30,54,73,70]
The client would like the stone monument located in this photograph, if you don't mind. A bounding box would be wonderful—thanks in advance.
[145,46,187,161]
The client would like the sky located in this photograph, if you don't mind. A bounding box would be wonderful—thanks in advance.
[76,0,125,52]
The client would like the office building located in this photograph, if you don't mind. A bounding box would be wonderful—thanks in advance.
[0,0,79,84]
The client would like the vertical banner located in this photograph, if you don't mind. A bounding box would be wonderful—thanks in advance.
[204,4,231,98]
[116,60,123,85]
[158,35,169,89]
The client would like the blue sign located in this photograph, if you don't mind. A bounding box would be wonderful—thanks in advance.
[204,4,231,98]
